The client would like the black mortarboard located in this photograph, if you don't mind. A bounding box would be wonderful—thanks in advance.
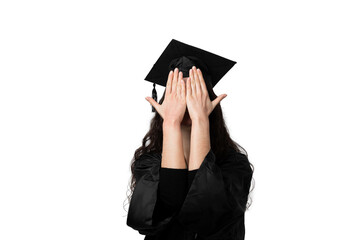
[145,39,237,112]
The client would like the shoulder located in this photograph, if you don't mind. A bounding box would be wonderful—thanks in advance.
[132,151,162,181]
[221,148,252,174]
[224,148,249,162]
[134,151,161,169]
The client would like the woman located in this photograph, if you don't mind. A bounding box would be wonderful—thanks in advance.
[126,65,254,239]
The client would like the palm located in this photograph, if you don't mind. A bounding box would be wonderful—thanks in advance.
[146,68,187,123]
[185,67,227,120]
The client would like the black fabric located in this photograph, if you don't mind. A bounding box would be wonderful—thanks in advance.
[144,39,236,89]
[154,168,188,221]
[126,148,253,240]
[187,169,198,190]
[153,167,199,224]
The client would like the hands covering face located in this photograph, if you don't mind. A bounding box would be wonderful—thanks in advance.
[145,66,227,123]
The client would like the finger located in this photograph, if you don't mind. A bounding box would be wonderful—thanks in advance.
[177,71,183,97]
[186,77,191,96]
[193,66,201,96]
[197,68,208,95]
[166,70,173,95]
[172,68,179,94]
[181,78,185,99]
[212,94,227,109]
[165,70,174,96]
[146,96,161,112]
[190,68,196,96]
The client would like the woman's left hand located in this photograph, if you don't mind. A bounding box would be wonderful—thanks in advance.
[186,66,227,121]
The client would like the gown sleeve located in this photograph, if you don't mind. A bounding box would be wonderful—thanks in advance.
[177,148,253,239]
[126,152,188,236]
[153,167,188,221]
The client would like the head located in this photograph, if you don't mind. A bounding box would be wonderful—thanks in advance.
[124,71,255,213]
[169,56,213,127]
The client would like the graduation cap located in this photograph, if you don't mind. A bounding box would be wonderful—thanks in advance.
[145,39,237,112]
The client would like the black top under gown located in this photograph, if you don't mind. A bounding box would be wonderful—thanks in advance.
[127,148,253,240]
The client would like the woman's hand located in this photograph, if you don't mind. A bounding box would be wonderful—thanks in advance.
[186,66,227,121]
[146,68,186,123]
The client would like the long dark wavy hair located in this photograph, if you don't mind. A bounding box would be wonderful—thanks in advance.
[124,78,255,213]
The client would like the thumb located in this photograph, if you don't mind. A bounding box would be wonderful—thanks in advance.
[145,97,160,111]
[212,94,227,109]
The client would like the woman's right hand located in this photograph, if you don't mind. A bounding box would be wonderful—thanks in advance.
[145,68,186,124]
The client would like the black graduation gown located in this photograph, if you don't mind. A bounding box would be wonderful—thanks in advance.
[126,148,253,240]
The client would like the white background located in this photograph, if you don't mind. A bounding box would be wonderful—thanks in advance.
[1,0,359,239]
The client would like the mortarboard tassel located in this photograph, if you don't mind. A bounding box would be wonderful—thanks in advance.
[152,83,157,112]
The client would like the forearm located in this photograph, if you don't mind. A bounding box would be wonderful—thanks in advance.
[162,120,187,169]
[188,118,211,170]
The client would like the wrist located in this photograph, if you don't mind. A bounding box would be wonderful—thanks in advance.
[163,119,181,128]
[191,117,209,127]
